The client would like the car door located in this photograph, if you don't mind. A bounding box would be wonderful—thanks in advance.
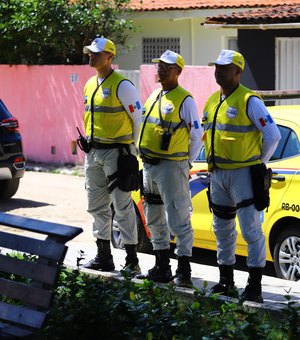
[190,148,216,251]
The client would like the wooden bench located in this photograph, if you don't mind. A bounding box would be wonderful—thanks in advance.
[0,212,83,338]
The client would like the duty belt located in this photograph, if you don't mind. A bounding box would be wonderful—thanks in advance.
[142,156,160,165]
[90,141,124,149]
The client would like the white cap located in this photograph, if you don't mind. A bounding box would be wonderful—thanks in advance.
[83,37,116,56]
[208,49,245,70]
[151,50,185,70]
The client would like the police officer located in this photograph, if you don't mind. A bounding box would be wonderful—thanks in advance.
[202,50,281,302]
[137,50,203,287]
[81,37,142,274]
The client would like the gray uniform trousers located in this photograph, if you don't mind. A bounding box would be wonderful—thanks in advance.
[85,147,137,245]
[210,166,266,268]
[143,159,194,257]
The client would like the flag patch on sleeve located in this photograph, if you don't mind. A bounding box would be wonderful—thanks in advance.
[259,118,266,127]
[189,120,200,129]
[259,115,274,127]
[129,101,141,113]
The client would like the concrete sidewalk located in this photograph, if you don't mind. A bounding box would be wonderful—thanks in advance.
[65,241,300,314]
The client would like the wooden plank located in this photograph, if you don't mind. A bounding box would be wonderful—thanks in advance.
[0,322,35,338]
[0,213,76,335]
[0,211,82,242]
[0,254,58,285]
[0,231,67,261]
[0,278,52,309]
[0,302,46,329]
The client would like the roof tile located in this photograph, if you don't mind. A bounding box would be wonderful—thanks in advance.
[204,4,300,24]
[129,0,300,11]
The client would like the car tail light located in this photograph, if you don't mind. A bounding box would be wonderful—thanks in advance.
[0,117,19,131]
[13,156,26,170]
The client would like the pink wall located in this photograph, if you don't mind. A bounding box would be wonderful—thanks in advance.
[0,65,95,164]
[0,65,218,165]
[140,65,218,116]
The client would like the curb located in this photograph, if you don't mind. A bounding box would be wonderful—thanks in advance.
[76,265,289,319]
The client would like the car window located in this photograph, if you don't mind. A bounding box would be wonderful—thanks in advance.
[282,130,300,158]
[196,146,206,161]
[271,125,300,160]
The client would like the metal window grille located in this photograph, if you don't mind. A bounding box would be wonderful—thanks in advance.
[143,38,180,63]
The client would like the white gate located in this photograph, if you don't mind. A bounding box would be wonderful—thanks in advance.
[276,37,300,105]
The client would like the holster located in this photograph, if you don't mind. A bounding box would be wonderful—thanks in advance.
[117,145,140,192]
[107,145,140,193]
[250,163,272,211]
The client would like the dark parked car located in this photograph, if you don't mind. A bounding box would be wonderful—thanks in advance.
[0,99,25,200]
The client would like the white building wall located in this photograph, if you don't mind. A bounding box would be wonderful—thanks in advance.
[114,9,238,69]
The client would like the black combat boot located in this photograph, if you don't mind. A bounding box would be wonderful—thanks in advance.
[211,265,238,298]
[136,249,173,283]
[123,244,141,275]
[173,256,193,288]
[82,239,115,271]
[241,267,264,303]
[136,251,159,280]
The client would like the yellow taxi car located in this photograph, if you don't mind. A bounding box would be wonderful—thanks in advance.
[112,104,300,282]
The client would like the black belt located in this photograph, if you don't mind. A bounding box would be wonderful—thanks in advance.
[142,156,160,165]
[90,142,124,149]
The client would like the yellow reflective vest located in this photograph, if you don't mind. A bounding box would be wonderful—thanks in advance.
[139,85,190,160]
[202,84,262,170]
[84,71,134,144]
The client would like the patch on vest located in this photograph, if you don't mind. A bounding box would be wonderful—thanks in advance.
[161,104,174,115]
[226,107,238,119]
[102,88,111,98]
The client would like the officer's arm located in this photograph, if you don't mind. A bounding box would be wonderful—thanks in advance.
[180,96,203,164]
[118,80,143,145]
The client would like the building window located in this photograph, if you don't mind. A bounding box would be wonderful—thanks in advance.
[142,38,180,63]
[227,37,238,51]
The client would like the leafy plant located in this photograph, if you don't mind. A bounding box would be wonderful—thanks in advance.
[0,0,137,65]
[42,266,297,339]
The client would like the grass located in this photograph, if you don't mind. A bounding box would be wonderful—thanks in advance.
[26,160,84,177]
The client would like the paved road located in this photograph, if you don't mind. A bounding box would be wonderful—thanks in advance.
[1,170,299,311]
[0,170,94,245]
[0,169,276,275]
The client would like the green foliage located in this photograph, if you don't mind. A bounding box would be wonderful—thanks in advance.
[0,0,136,65]
[43,267,299,339]
[0,252,38,304]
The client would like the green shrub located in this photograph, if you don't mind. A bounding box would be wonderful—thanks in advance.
[42,267,299,339]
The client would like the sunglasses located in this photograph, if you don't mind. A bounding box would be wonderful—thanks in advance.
[156,63,178,70]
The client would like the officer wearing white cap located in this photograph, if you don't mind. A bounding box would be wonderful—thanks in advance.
[203,49,281,302]
[137,50,203,287]
[81,37,142,274]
